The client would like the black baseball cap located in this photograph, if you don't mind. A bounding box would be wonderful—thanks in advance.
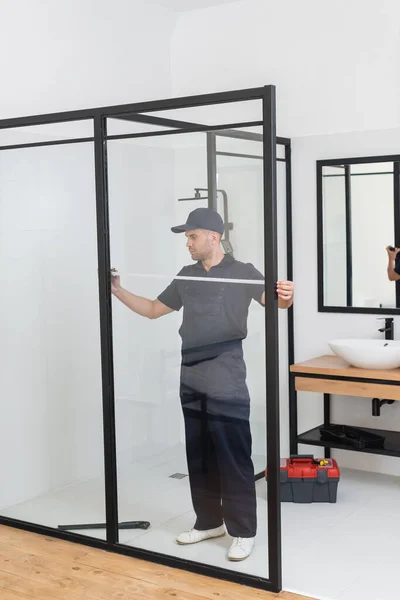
[171,208,224,235]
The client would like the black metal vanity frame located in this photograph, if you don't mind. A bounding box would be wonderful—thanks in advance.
[317,153,400,313]
[290,371,400,460]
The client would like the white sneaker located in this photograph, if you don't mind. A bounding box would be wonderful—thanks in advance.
[228,537,255,561]
[176,525,225,545]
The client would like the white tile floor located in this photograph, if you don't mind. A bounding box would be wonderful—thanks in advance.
[2,448,400,600]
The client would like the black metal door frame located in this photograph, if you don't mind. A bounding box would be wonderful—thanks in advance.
[0,85,293,595]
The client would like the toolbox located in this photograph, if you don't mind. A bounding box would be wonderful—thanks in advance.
[266,455,340,503]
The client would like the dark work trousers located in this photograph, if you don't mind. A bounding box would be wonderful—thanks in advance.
[180,345,257,538]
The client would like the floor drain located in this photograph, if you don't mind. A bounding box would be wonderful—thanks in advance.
[169,473,188,479]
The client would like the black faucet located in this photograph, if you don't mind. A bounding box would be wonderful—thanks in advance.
[377,317,394,340]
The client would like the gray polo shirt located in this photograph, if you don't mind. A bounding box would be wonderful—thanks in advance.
[158,255,264,353]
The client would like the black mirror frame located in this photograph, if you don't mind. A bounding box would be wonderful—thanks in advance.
[317,154,400,314]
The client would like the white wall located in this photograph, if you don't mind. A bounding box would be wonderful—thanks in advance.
[292,127,400,476]
[0,0,176,118]
[171,0,400,137]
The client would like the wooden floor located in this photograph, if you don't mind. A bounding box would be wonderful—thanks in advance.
[0,525,315,600]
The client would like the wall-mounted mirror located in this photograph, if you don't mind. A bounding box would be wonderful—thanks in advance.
[317,155,400,313]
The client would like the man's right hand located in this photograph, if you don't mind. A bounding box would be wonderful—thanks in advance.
[386,247,400,281]
[386,245,400,259]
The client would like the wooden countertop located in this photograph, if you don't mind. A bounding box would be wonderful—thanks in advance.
[290,354,400,382]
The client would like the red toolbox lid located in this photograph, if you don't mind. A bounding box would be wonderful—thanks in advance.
[282,456,340,479]
[265,455,340,479]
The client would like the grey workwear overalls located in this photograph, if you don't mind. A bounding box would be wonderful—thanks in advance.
[158,255,264,537]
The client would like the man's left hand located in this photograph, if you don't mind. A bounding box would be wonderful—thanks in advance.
[276,280,294,306]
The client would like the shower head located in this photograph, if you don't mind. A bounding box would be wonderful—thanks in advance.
[178,189,207,202]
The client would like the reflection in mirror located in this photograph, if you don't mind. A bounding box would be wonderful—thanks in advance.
[319,157,400,310]
[106,124,292,579]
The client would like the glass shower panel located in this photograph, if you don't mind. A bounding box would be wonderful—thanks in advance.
[0,124,107,539]
[107,122,270,578]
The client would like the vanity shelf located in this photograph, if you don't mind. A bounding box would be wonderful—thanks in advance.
[289,355,400,459]
[298,424,400,458]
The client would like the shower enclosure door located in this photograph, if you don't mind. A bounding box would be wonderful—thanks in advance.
[100,87,283,592]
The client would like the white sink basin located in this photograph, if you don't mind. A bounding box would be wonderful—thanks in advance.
[329,339,400,370]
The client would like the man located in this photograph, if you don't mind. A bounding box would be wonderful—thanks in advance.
[111,208,294,561]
